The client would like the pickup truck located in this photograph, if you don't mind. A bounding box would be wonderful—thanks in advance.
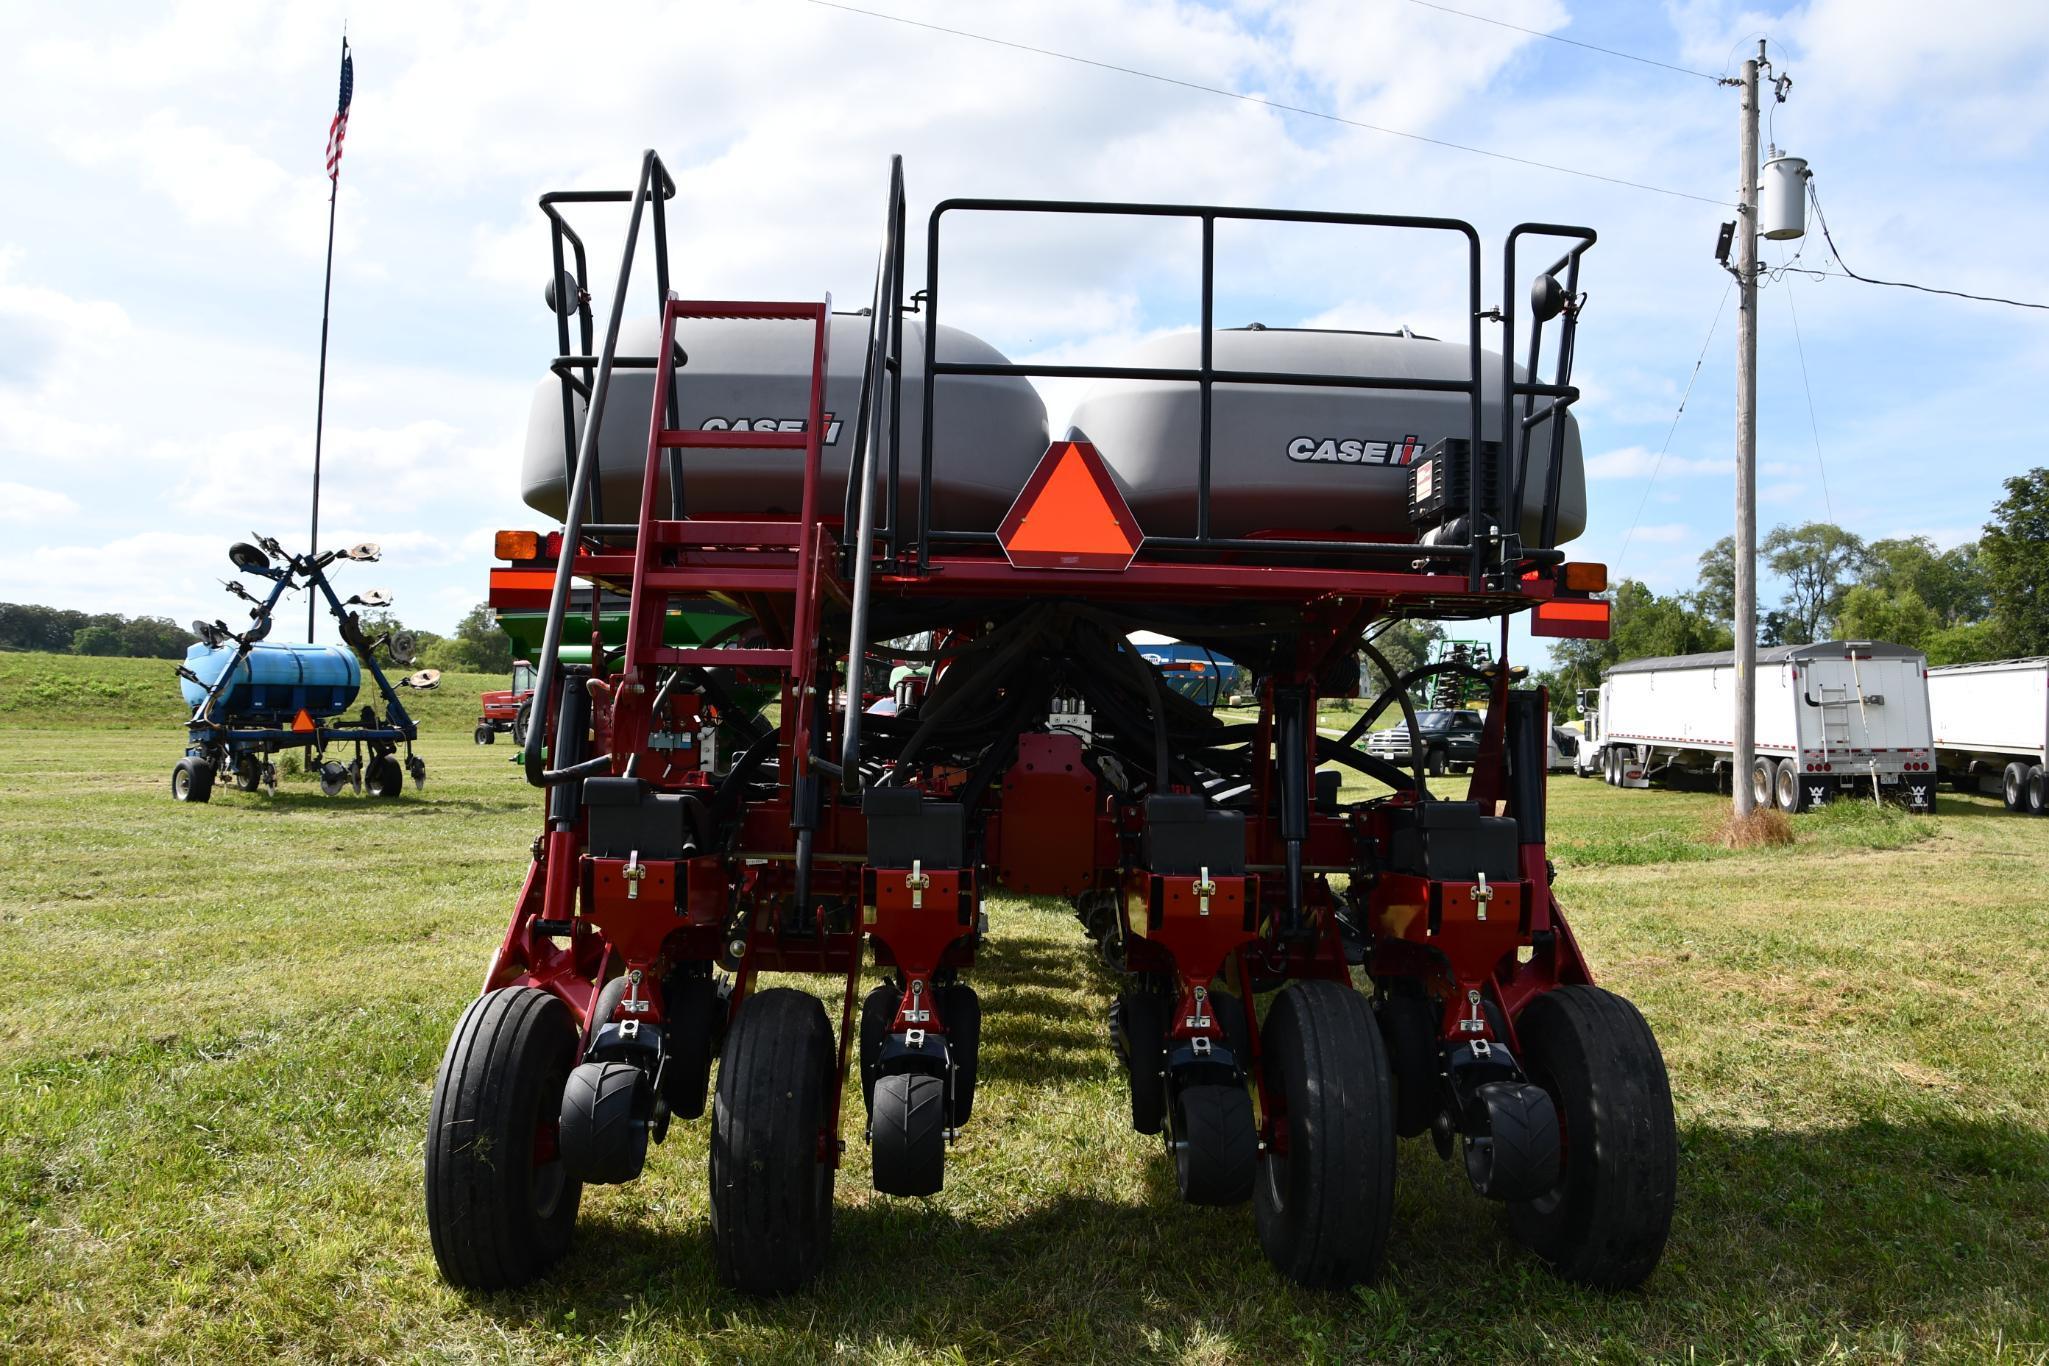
[1362,708,1485,775]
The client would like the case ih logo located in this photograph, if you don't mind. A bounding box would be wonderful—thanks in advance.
[700,414,841,444]
[1285,433,1422,466]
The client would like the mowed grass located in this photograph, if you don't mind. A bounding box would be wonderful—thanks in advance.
[1,689,2047,1359]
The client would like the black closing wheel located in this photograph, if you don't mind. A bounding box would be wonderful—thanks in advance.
[233,755,264,792]
[171,758,214,803]
[1115,989,1169,1136]
[858,980,898,1115]
[661,972,721,1121]
[1509,986,1677,1289]
[710,987,835,1295]
[367,755,405,799]
[425,987,582,1291]
[2002,761,2028,812]
[941,983,981,1127]
[1372,984,1441,1139]
[558,1061,647,1186]
[1174,1083,1257,1206]
[1253,980,1397,1290]
[870,1072,947,1198]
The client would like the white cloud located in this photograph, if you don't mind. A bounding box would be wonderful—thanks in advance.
[0,481,79,522]
[1584,445,1728,480]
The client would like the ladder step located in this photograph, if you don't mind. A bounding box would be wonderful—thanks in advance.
[659,428,809,450]
[647,519,804,548]
[669,299,825,321]
[651,647,793,668]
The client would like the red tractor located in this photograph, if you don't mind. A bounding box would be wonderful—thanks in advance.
[424,152,1672,1296]
[473,658,535,746]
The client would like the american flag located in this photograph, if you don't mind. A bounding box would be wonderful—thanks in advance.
[325,41,353,181]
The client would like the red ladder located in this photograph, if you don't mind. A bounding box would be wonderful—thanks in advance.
[620,296,833,770]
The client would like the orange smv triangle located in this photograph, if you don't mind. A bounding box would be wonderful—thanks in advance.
[291,708,317,733]
[996,440,1143,571]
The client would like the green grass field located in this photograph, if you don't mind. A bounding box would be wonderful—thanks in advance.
[2,655,2046,1361]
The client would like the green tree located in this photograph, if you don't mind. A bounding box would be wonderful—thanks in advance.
[1836,583,1940,650]
[1762,521,1868,643]
[1692,535,1734,628]
[1980,467,2049,655]
[446,603,514,675]
[71,624,124,655]
[1863,536,1989,627]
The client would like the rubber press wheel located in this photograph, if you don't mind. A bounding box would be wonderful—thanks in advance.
[1174,1083,1257,1206]
[233,755,265,792]
[424,987,582,1290]
[710,988,836,1295]
[1508,986,1677,1289]
[171,758,214,803]
[1253,980,1397,1290]
[871,1072,947,1197]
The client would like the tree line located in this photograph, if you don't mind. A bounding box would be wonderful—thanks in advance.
[0,599,516,676]
[1544,466,2049,709]
[0,604,198,658]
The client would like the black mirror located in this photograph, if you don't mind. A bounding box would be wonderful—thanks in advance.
[1530,273,1567,323]
[545,269,582,317]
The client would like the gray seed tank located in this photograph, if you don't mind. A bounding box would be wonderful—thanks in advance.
[522,313,1049,528]
[1066,327,1585,543]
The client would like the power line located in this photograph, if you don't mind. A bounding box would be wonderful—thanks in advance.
[1616,280,1733,581]
[803,0,1730,206]
[1775,260,1835,524]
[1810,185,2049,312]
[1393,0,1723,83]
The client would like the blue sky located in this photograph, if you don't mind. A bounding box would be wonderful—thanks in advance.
[1,0,2044,665]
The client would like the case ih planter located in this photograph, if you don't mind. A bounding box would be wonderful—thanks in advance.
[173,535,434,802]
[425,152,1674,1296]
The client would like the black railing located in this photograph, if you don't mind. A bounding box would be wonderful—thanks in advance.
[524,149,675,789]
[904,199,1592,590]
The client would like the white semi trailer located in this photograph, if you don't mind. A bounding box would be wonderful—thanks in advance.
[1573,642,1936,813]
[1928,657,2049,814]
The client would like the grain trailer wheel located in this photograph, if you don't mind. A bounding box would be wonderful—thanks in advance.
[2028,764,2049,817]
[1252,980,1396,1290]
[424,986,582,1290]
[1749,758,1774,809]
[2002,761,2028,812]
[171,757,215,803]
[710,988,836,1295]
[1508,986,1676,1289]
[1774,758,1814,813]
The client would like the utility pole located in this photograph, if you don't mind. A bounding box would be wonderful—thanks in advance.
[1731,40,1762,817]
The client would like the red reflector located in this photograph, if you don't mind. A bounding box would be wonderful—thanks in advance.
[1531,598,1611,640]
[996,439,1143,571]
[291,709,317,733]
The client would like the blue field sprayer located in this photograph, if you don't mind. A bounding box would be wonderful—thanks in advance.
[171,534,438,802]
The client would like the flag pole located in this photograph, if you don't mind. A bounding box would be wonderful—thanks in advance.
[309,33,349,642]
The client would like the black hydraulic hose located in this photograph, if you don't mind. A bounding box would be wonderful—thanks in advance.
[1339,660,1492,747]
[1357,638,1432,800]
[883,608,1051,781]
[1314,737,1416,791]
[711,727,781,825]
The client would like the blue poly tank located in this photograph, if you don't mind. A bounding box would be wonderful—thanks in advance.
[181,641,362,723]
